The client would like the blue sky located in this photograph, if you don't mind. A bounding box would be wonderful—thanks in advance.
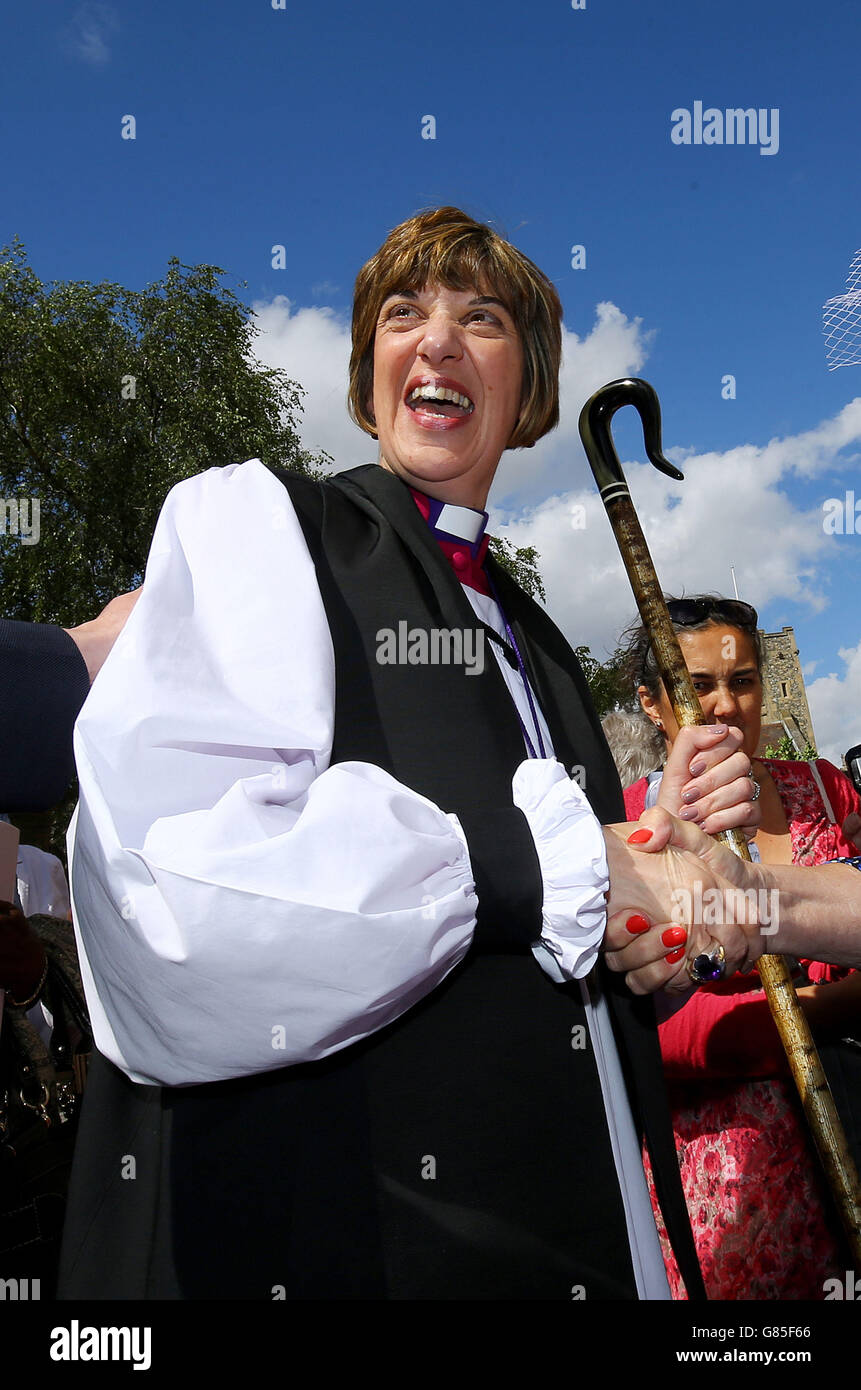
[5,0,861,759]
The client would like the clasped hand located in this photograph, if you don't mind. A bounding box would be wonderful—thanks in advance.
[653,722,759,837]
[603,811,764,994]
[601,723,763,995]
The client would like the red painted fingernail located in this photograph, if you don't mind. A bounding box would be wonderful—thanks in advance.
[626,914,651,935]
[665,946,687,964]
[627,828,653,844]
[662,927,687,947]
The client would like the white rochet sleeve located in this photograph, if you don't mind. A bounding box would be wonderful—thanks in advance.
[69,461,607,1086]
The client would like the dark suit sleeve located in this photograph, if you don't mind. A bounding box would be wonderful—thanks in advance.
[456,806,543,952]
[0,620,90,811]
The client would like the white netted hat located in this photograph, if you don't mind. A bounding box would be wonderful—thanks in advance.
[823,248,861,369]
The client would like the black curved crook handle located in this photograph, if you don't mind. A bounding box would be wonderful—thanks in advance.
[578,378,684,495]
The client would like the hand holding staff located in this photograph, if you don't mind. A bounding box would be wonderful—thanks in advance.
[580,377,861,1270]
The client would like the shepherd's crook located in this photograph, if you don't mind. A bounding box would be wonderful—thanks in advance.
[580,377,861,1270]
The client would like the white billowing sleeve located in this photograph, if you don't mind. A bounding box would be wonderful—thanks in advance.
[511,760,609,982]
[69,460,477,1086]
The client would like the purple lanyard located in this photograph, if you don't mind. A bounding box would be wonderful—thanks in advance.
[486,573,547,760]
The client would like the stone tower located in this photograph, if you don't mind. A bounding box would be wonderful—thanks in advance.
[757,625,816,756]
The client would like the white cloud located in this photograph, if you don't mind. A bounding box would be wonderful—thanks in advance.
[492,301,653,502]
[807,642,861,765]
[250,291,861,693]
[63,3,118,66]
[251,296,370,471]
[491,405,861,662]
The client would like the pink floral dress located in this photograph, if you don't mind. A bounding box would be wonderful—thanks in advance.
[625,759,861,1299]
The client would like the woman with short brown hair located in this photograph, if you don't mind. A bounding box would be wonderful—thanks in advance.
[61,208,755,1301]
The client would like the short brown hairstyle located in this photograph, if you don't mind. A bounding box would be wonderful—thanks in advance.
[348,207,563,450]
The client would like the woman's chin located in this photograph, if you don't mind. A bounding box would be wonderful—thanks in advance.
[380,453,494,509]
[382,446,484,481]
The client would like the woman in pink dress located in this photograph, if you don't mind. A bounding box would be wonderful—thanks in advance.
[622,595,861,1299]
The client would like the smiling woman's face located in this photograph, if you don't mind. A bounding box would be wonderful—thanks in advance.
[371,282,524,509]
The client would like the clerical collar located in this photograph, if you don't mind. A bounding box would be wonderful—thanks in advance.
[408,487,488,558]
[408,486,491,594]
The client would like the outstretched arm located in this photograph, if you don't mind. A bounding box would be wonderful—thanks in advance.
[602,809,861,993]
[0,620,89,810]
[0,590,140,811]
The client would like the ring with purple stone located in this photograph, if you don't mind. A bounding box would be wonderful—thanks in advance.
[686,941,727,986]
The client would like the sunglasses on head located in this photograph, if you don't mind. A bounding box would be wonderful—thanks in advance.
[665,598,758,630]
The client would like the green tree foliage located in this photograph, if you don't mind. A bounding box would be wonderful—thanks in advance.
[764,733,817,760]
[488,535,545,602]
[574,644,633,718]
[0,239,330,625]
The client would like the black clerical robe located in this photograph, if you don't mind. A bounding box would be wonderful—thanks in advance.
[59,462,704,1301]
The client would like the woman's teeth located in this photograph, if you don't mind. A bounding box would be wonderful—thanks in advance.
[407,385,474,413]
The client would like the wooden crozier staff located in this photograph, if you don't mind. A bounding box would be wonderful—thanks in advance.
[579,377,861,1270]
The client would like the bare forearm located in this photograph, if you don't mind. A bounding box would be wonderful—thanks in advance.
[754,862,861,967]
[603,812,861,994]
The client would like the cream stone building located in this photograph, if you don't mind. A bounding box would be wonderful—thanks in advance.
[757,625,816,756]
